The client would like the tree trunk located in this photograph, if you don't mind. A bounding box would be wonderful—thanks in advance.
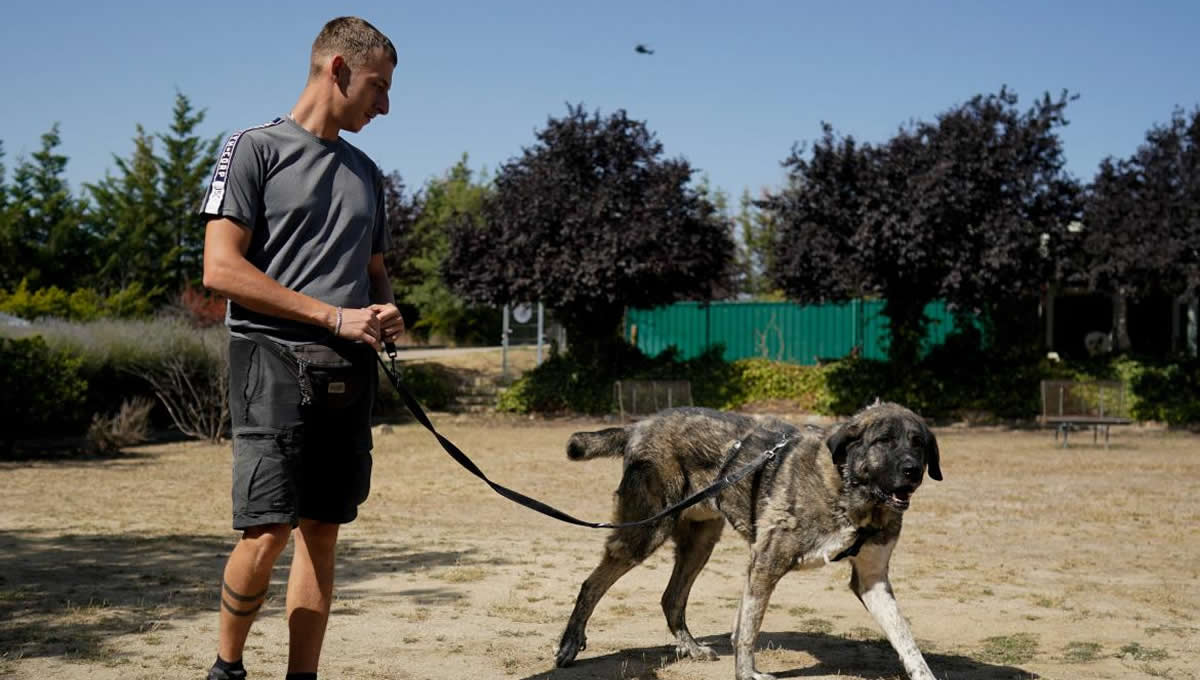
[1112,293,1131,352]
[881,297,930,367]
[557,304,628,371]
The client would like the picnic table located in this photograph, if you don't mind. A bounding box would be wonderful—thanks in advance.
[1038,380,1133,448]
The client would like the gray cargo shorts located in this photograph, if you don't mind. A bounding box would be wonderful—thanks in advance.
[227,337,377,530]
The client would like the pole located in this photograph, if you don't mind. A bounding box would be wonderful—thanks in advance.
[537,302,545,366]
[502,304,510,379]
[1189,298,1198,358]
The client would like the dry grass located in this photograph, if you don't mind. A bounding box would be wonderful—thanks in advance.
[1,422,1198,679]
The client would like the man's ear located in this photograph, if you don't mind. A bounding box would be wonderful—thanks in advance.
[825,425,858,472]
[330,54,350,88]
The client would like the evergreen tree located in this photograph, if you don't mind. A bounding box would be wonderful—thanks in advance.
[158,92,222,290]
[86,126,168,292]
[2,125,92,291]
[0,141,7,208]
[86,93,221,300]
[0,141,12,288]
[735,189,780,299]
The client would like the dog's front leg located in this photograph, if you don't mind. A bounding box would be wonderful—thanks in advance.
[733,545,790,680]
[849,541,937,680]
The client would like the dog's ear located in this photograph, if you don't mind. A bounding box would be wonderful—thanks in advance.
[924,426,942,481]
[826,425,857,472]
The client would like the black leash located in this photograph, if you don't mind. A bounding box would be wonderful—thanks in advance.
[375,343,790,529]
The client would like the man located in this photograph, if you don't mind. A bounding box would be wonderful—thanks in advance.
[199,17,404,680]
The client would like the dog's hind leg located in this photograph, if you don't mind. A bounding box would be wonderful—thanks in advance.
[663,517,724,661]
[555,550,638,667]
[556,461,675,668]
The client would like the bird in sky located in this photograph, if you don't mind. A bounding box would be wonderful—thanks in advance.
[635,44,654,55]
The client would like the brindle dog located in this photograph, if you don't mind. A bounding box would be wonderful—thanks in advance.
[554,402,943,680]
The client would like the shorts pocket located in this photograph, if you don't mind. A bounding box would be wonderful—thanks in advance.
[232,426,302,518]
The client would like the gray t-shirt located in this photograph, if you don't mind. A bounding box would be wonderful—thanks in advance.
[199,116,391,344]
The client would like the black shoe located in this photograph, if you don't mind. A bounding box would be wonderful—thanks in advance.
[207,666,247,680]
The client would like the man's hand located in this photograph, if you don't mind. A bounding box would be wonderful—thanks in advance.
[337,307,383,349]
[368,303,406,345]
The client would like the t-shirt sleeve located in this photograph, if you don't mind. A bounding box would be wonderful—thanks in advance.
[198,130,262,229]
[372,168,392,255]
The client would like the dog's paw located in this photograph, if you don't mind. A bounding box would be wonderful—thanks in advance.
[736,673,777,680]
[554,632,586,668]
[676,642,719,662]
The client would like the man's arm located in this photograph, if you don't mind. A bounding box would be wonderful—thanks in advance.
[202,217,384,348]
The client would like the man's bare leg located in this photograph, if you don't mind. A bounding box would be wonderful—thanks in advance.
[286,519,340,674]
[218,524,291,663]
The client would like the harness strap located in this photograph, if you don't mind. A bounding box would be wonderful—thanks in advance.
[375,345,788,529]
[831,525,882,562]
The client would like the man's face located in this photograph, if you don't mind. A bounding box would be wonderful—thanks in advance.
[336,47,393,133]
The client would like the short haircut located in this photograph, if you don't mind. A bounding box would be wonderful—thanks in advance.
[309,16,397,78]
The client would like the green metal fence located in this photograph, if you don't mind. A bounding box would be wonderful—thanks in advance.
[625,300,965,364]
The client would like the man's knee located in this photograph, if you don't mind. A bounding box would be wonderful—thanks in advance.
[297,519,340,552]
[239,523,292,562]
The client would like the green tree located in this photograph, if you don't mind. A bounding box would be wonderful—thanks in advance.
[1077,107,1200,352]
[695,175,741,299]
[765,89,1080,364]
[1,124,93,291]
[86,126,168,292]
[0,141,12,286]
[384,156,499,344]
[86,93,220,300]
[444,105,734,367]
[0,140,7,208]
[158,93,222,290]
[734,189,781,299]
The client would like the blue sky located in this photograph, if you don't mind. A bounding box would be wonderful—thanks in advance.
[2,1,1198,203]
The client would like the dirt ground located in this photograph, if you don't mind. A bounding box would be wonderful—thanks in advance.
[2,415,1199,680]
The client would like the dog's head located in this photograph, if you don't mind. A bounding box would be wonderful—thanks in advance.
[825,401,941,512]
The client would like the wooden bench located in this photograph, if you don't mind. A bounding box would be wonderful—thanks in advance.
[1038,380,1133,448]
[613,380,693,421]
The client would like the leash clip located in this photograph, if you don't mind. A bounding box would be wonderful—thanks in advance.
[764,435,790,459]
[384,341,398,375]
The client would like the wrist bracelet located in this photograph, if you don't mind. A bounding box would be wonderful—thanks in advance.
[334,307,343,336]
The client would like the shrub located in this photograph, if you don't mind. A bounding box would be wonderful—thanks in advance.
[497,344,833,415]
[0,280,157,321]
[175,285,227,328]
[497,354,614,414]
[0,335,88,455]
[3,318,229,443]
[86,396,155,454]
[123,326,229,443]
[1117,357,1200,425]
[0,280,70,320]
[724,358,833,413]
[375,361,459,415]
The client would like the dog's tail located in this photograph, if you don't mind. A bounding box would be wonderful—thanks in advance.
[566,427,629,460]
